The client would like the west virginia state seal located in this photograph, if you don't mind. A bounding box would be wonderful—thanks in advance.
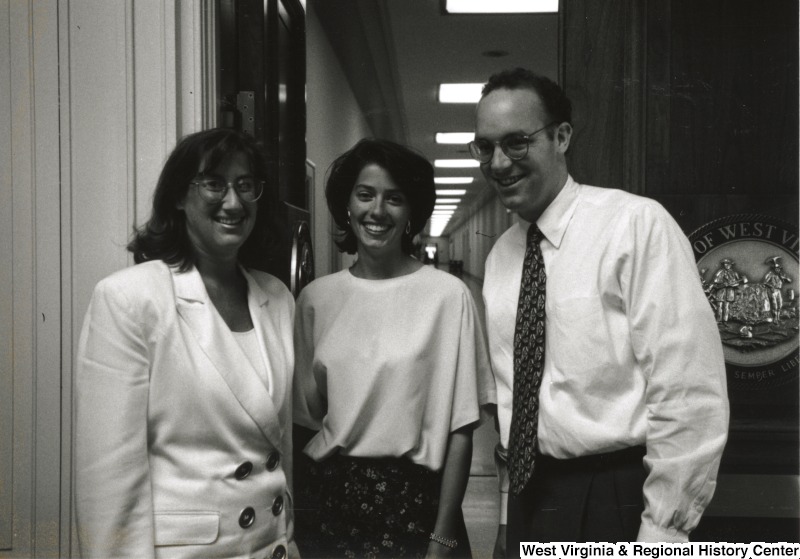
[690,215,799,389]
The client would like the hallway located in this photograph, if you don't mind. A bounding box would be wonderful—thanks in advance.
[463,475,500,558]
[451,269,501,558]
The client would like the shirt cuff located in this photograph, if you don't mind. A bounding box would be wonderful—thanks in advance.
[636,521,689,543]
[499,490,509,525]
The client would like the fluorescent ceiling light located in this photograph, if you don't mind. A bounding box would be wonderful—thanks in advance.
[445,0,558,13]
[435,159,480,168]
[436,132,475,144]
[434,178,473,185]
[435,205,458,210]
[439,84,483,103]
[436,189,468,195]
[432,213,455,217]
[429,223,448,237]
[436,198,462,204]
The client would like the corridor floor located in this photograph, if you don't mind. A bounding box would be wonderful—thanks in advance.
[453,268,501,558]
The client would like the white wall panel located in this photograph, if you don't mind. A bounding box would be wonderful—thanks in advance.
[0,0,17,549]
[32,0,64,553]
[1,0,62,556]
[68,0,133,321]
[1,1,215,556]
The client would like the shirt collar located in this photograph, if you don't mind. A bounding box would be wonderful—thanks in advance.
[240,265,270,308]
[172,264,270,308]
[520,175,579,249]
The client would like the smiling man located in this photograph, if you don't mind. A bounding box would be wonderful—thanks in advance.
[475,68,729,554]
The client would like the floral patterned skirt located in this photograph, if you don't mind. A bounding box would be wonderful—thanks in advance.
[294,454,442,558]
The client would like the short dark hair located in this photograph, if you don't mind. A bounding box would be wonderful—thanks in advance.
[325,138,436,255]
[482,68,573,128]
[127,128,277,271]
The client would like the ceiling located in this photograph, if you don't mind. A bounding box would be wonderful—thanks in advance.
[311,0,560,236]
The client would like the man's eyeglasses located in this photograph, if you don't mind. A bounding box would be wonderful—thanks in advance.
[190,177,265,203]
[468,122,557,164]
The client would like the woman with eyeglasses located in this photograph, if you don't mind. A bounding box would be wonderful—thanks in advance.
[75,128,297,559]
[292,138,496,558]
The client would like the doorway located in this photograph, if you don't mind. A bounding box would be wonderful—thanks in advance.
[217,0,313,295]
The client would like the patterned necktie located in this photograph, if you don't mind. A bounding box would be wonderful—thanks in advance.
[508,224,547,496]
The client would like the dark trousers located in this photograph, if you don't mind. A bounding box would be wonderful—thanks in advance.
[506,446,646,554]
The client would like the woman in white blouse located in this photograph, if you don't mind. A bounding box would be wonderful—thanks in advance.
[293,138,495,558]
[75,129,297,559]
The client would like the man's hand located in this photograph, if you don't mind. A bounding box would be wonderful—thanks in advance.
[493,524,507,559]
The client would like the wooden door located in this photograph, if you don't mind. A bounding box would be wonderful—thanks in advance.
[560,0,799,541]
[218,0,313,293]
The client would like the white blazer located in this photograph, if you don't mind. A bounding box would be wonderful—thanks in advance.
[75,260,296,559]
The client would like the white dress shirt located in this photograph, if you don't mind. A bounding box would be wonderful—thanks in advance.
[483,176,729,542]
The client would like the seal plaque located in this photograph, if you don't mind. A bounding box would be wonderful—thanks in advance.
[690,215,799,389]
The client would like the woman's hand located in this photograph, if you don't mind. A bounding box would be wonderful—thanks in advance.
[426,539,457,559]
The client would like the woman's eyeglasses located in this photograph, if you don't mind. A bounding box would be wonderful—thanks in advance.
[190,177,265,203]
[468,122,557,164]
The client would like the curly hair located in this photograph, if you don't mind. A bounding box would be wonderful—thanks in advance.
[325,138,436,255]
[127,128,277,271]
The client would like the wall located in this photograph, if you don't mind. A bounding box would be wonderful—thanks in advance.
[561,0,798,232]
[448,197,514,280]
[306,1,372,277]
[559,0,799,541]
[1,1,61,555]
[0,2,214,556]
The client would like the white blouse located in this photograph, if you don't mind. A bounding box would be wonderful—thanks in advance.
[232,328,272,395]
[293,265,496,471]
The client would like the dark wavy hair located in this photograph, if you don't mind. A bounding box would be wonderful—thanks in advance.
[325,138,436,255]
[127,128,276,271]
[482,68,573,137]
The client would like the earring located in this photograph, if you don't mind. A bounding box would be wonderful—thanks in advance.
[405,221,411,235]
[346,209,351,226]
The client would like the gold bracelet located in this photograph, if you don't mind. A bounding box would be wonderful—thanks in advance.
[429,532,458,549]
